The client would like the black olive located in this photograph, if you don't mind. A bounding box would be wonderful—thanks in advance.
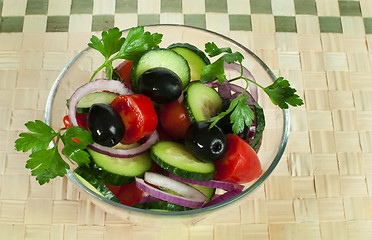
[185,121,227,163]
[87,103,125,147]
[216,98,249,139]
[138,67,183,104]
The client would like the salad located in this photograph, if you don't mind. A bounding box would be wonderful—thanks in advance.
[15,26,303,211]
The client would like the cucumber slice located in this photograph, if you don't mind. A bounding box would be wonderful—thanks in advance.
[184,82,223,123]
[132,201,191,211]
[67,92,119,113]
[151,141,215,181]
[131,49,190,91]
[168,43,210,81]
[250,102,265,151]
[73,165,120,202]
[89,162,134,186]
[87,143,153,177]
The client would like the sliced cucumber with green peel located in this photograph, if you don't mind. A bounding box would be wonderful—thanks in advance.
[131,49,190,91]
[73,165,120,202]
[89,162,134,186]
[151,141,215,181]
[88,143,153,178]
[66,92,119,113]
[168,43,210,81]
[184,82,223,123]
[132,201,191,211]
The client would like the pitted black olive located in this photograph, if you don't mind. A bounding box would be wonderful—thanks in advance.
[138,67,183,104]
[185,121,227,162]
[87,103,125,147]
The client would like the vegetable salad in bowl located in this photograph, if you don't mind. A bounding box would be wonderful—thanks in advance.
[15,25,302,226]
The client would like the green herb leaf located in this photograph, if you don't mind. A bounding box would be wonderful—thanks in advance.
[200,58,226,83]
[88,27,125,60]
[61,126,93,164]
[209,94,254,135]
[117,26,163,61]
[263,77,304,109]
[230,96,255,134]
[15,121,93,185]
[201,42,244,83]
[89,26,163,81]
[209,97,240,128]
[25,146,69,185]
[15,120,57,153]
[205,42,232,57]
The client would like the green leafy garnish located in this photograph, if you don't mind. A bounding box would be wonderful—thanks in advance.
[201,43,244,82]
[88,27,125,61]
[15,120,93,185]
[201,42,303,134]
[89,26,163,81]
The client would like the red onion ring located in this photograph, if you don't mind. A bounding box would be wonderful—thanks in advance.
[224,62,258,101]
[202,189,243,208]
[167,172,244,191]
[135,173,207,208]
[88,131,159,158]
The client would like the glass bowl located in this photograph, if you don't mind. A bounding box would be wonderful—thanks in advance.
[45,24,289,227]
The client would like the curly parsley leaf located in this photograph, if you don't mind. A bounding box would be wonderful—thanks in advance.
[230,97,255,134]
[203,42,303,134]
[61,126,93,164]
[26,147,69,185]
[15,120,57,153]
[117,26,163,61]
[89,26,163,81]
[264,77,304,109]
[209,94,254,135]
[205,42,232,57]
[201,42,244,83]
[88,27,125,60]
[15,120,93,185]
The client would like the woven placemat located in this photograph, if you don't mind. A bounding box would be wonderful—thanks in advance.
[1,0,372,239]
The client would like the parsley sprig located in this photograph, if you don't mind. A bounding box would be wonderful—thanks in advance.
[15,120,93,185]
[88,26,162,81]
[201,42,303,134]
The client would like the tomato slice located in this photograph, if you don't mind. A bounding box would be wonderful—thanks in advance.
[110,94,158,145]
[158,100,191,140]
[114,60,133,88]
[63,113,88,131]
[106,182,144,206]
[213,134,262,184]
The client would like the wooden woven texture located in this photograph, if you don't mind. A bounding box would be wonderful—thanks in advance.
[1,0,372,239]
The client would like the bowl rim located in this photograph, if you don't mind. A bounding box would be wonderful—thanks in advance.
[45,23,290,217]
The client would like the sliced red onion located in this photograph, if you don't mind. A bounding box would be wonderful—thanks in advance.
[68,78,133,127]
[139,194,161,204]
[230,84,255,107]
[224,62,258,101]
[135,172,207,208]
[167,172,244,191]
[87,130,159,158]
[202,189,243,208]
[217,79,232,99]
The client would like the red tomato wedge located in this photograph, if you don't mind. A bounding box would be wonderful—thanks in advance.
[214,134,262,184]
[63,113,88,131]
[106,182,144,206]
[158,100,191,140]
[114,60,133,88]
[110,94,158,145]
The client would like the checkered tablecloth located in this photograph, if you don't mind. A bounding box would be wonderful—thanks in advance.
[1,0,372,239]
